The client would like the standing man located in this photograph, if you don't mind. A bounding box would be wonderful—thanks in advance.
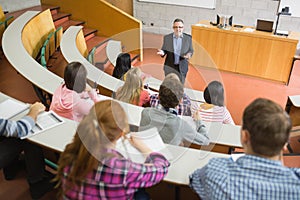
[157,18,193,84]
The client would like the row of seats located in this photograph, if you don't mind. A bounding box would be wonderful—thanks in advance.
[40,26,63,68]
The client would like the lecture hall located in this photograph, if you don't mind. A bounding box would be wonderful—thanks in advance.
[0,0,300,199]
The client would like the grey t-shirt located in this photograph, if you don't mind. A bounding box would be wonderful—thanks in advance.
[139,107,209,146]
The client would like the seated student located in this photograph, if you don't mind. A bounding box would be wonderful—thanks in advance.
[50,61,101,122]
[192,80,234,124]
[0,102,55,199]
[139,76,209,146]
[55,100,170,199]
[149,73,192,116]
[112,53,131,80]
[190,98,300,199]
[115,67,150,106]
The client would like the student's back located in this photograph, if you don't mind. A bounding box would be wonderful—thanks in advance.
[50,62,100,122]
[192,81,234,125]
[190,98,300,199]
[140,76,209,146]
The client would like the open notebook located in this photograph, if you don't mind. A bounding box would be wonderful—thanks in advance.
[21,111,64,139]
[0,99,29,119]
[115,127,173,163]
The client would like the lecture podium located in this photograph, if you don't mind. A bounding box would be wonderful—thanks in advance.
[191,20,300,84]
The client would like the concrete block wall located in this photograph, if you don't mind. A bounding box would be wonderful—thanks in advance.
[133,0,300,35]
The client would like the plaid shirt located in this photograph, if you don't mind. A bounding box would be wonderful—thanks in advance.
[62,149,169,200]
[190,155,300,200]
[149,93,191,116]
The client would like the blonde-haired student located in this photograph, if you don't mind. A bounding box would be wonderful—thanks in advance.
[115,67,150,106]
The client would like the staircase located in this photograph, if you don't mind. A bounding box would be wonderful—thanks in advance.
[7,4,139,77]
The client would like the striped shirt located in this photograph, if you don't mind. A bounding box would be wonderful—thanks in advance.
[61,149,170,200]
[189,155,300,200]
[192,103,234,124]
[0,116,34,138]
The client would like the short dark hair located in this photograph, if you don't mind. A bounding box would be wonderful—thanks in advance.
[173,18,184,24]
[204,81,224,106]
[242,98,291,157]
[159,78,184,108]
[64,61,87,93]
[112,53,131,79]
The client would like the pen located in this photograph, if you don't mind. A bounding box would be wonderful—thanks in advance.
[94,81,98,89]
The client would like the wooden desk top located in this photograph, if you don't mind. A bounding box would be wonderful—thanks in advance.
[193,20,300,43]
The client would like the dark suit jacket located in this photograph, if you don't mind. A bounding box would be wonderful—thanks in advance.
[161,33,193,75]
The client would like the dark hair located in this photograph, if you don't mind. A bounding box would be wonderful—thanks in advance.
[64,62,87,93]
[173,18,184,24]
[204,81,224,106]
[159,78,184,108]
[112,53,131,79]
[242,98,291,157]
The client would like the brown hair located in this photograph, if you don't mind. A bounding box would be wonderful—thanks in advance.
[55,100,129,195]
[242,98,291,156]
[159,77,184,108]
[64,61,87,93]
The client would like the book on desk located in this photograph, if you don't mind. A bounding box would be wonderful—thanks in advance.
[0,98,65,139]
[21,110,64,139]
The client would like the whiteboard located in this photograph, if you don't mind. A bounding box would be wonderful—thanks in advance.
[138,0,216,9]
[279,0,300,17]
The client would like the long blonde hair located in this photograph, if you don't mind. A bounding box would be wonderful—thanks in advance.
[115,67,143,105]
[54,100,129,195]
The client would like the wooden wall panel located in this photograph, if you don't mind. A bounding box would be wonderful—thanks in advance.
[191,21,299,83]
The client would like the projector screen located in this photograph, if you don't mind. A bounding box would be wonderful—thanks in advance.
[279,0,300,17]
[138,0,216,9]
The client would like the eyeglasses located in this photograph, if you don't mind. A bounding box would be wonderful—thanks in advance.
[173,26,183,29]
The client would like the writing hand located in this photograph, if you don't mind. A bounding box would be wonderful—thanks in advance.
[128,135,152,155]
[27,102,46,121]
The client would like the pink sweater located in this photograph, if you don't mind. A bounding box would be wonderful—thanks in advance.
[50,84,100,122]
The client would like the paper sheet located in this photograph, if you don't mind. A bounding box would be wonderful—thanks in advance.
[115,127,173,163]
[0,99,29,119]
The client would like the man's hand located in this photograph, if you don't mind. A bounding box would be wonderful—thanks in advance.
[184,52,192,59]
[157,49,165,56]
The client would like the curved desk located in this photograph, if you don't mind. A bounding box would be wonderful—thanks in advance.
[61,26,124,92]
[2,11,63,95]
[61,26,241,149]
[61,25,205,102]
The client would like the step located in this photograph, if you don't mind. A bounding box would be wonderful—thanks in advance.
[52,12,71,26]
[86,36,110,52]
[55,20,85,31]
[82,27,98,40]
[6,5,60,19]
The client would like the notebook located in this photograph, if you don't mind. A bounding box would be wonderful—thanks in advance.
[115,127,173,163]
[256,19,273,32]
[0,99,29,119]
